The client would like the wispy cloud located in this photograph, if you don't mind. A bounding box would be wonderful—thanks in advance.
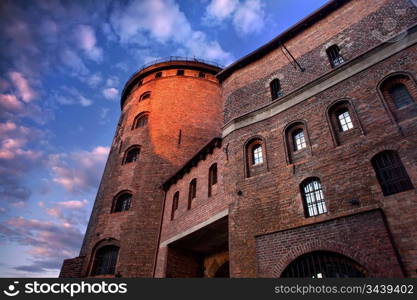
[102,87,119,100]
[48,146,109,194]
[203,0,265,35]
[109,0,234,64]
[75,25,103,62]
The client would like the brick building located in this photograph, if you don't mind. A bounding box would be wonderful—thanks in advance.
[60,0,417,278]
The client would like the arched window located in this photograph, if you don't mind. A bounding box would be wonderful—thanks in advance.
[379,73,417,122]
[132,113,148,129]
[371,150,413,196]
[171,191,179,220]
[91,245,119,276]
[188,179,197,209]
[245,138,267,177]
[389,84,413,109]
[281,251,366,278]
[326,45,344,68]
[123,146,140,164]
[208,163,218,197]
[112,192,132,212]
[301,177,327,217]
[292,129,306,151]
[198,71,206,78]
[139,91,151,101]
[270,79,282,100]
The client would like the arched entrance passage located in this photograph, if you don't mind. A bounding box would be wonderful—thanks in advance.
[281,251,366,278]
[214,261,229,278]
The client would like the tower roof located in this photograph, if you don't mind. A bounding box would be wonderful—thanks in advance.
[120,57,223,109]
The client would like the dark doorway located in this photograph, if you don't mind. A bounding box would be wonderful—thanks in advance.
[214,261,230,278]
[281,251,366,278]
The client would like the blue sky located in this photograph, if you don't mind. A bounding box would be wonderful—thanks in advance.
[0,0,329,277]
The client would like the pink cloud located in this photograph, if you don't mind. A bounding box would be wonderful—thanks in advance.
[0,94,23,111]
[8,71,36,102]
[76,25,103,62]
[48,146,109,193]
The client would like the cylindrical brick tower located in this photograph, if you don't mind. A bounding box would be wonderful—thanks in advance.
[60,59,223,277]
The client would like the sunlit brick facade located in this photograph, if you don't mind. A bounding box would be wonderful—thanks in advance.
[60,0,417,278]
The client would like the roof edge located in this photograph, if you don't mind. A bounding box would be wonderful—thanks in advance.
[216,0,350,82]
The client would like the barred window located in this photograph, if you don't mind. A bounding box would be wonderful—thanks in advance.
[301,178,327,217]
[281,251,366,278]
[270,79,282,100]
[326,45,344,68]
[112,192,132,212]
[293,129,306,151]
[188,179,197,209]
[132,114,148,129]
[123,147,140,164]
[171,191,179,220]
[91,246,119,276]
[252,144,263,165]
[371,150,413,196]
[337,109,354,131]
[208,163,218,197]
[389,84,413,109]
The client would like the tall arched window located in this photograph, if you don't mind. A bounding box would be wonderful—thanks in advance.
[326,45,344,68]
[91,245,119,276]
[389,84,413,109]
[188,179,197,209]
[171,191,179,220]
[281,251,366,278]
[270,79,282,100]
[336,109,353,131]
[208,163,218,197]
[284,122,310,164]
[112,192,132,213]
[245,137,267,178]
[301,177,327,217]
[139,91,151,101]
[371,150,413,196]
[132,113,148,129]
[379,73,417,122]
[123,146,140,164]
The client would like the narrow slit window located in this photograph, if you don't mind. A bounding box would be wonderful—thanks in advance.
[208,163,218,197]
[171,191,179,220]
[188,179,197,209]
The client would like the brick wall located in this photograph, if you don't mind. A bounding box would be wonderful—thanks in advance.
[256,210,403,277]
[222,0,417,124]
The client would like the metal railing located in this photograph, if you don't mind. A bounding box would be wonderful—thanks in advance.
[136,56,224,73]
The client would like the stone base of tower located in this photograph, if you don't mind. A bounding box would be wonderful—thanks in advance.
[59,256,85,278]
